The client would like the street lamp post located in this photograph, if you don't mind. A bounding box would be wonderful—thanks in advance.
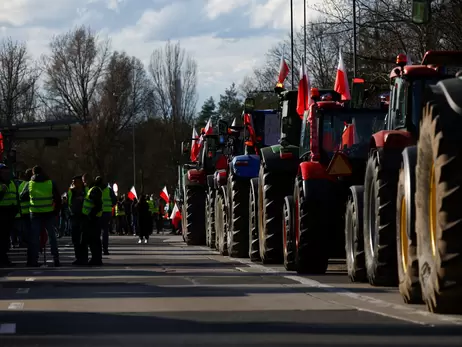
[290,0,295,89]
[132,122,136,189]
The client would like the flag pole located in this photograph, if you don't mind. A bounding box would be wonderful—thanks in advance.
[304,0,307,61]
[290,0,294,90]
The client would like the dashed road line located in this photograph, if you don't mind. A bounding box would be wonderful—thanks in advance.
[15,288,29,294]
[25,278,35,281]
[8,302,24,310]
[0,323,16,334]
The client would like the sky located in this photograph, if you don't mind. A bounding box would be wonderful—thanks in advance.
[0,0,320,110]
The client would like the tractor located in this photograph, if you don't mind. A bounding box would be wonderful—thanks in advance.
[254,87,343,264]
[210,102,281,257]
[344,51,462,313]
[281,82,385,273]
[181,127,227,245]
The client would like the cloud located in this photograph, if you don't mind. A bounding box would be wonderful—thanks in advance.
[1,0,322,107]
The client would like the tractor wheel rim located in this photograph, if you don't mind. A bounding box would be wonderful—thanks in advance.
[400,196,408,272]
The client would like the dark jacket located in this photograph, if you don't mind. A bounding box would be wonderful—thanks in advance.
[20,174,61,217]
[87,184,103,218]
[69,187,85,217]
[136,198,151,223]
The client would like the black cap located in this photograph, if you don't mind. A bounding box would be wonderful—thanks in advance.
[72,175,83,180]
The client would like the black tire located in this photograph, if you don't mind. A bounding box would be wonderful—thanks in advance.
[185,185,206,245]
[345,186,367,282]
[294,178,330,274]
[206,188,216,249]
[248,177,260,262]
[258,165,292,264]
[363,152,398,286]
[227,172,250,258]
[215,188,228,256]
[416,99,462,314]
[181,203,187,242]
[397,167,422,304]
[283,195,296,271]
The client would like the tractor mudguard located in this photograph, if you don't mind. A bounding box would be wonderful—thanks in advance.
[299,161,335,182]
[231,154,260,178]
[214,169,227,188]
[371,130,415,150]
[401,146,417,239]
[435,77,462,115]
[185,169,206,186]
[260,145,299,174]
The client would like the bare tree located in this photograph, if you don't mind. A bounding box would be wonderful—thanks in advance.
[0,38,40,126]
[43,26,110,122]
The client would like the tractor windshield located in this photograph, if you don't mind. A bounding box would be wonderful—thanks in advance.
[409,78,440,133]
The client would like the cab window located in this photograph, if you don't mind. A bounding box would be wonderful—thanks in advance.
[393,78,407,129]
[300,110,310,153]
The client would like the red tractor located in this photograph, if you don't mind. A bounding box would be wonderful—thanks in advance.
[346,50,462,314]
[282,85,385,274]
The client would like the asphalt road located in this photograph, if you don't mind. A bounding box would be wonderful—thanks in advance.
[0,233,461,347]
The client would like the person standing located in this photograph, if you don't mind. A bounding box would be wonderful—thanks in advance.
[156,197,165,234]
[131,197,138,237]
[81,175,103,266]
[17,169,33,247]
[20,165,61,267]
[0,164,19,267]
[115,196,127,235]
[136,195,151,244]
[101,181,116,255]
[68,175,87,265]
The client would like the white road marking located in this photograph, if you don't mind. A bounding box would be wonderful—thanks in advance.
[33,271,42,275]
[198,246,462,326]
[8,302,24,310]
[16,288,29,294]
[0,323,16,334]
[25,278,35,282]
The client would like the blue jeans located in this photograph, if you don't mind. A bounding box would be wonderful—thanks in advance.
[100,213,112,252]
[29,214,59,263]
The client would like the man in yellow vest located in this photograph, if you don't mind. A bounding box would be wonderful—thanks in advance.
[115,195,127,235]
[81,175,104,266]
[100,181,116,255]
[20,165,61,267]
[0,163,19,266]
[13,169,32,248]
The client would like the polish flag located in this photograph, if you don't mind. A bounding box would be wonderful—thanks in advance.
[190,127,200,162]
[334,50,351,101]
[127,186,137,201]
[169,203,182,228]
[277,46,290,84]
[296,57,312,117]
[204,118,213,135]
[160,186,169,203]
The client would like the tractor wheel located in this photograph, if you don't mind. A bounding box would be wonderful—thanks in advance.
[248,177,260,262]
[345,186,367,282]
[415,99,462,314]
[184,185,206,245]
[363,152,398,286]
[227,172,250,258]
[294,178,330,274]
[258,165,292,264]
[397,167,422,304]
[215,188,228,256]
[283,195,296,271]
[205,188,216,249]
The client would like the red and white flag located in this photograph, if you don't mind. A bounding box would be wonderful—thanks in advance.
[190,127,200,162]
[160,186,169,203]
[127,186,137,201]
[204,118,213,135]
[334,50,351,101]
[169,203,182,228]
[296,57,312,117]
[277,46,290,84]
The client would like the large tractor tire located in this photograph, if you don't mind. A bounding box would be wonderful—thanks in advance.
[227,172,250,258]
[415,98,462,314]
[205,188,216,249]
[248,177,260,262]
[345,186,367,282]
[282,195,296,271]
[396,150,422,304]
[184,185,206,245]
[258,165,292,264]
[294,178,332,274]
[363,152,398,286]
[215,187,228,256]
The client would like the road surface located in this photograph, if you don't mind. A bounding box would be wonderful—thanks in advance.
[0,234,461,346]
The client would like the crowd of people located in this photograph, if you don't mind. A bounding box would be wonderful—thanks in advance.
[0,163,178,268]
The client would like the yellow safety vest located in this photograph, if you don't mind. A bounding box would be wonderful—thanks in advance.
[82,186,102,217]
[147,200,155,214]
[0,181,18,207]
[115,203,125,216]
[19,181,30,216]
[29,180,54,213]
[67,189,72,207]
[102,187,113,213]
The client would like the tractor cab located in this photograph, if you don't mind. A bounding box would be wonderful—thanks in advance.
[385,51,462,138]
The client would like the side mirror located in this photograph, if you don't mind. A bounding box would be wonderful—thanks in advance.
[412,0,431,24]
[218,119,228,135]
[181,141,190,154]
[244,97,255,113]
